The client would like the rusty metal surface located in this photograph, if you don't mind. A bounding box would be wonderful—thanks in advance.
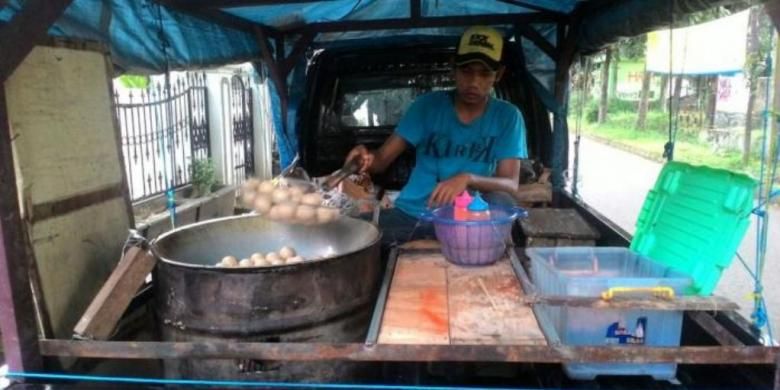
[152,214,382,381]
[39,339,780,365]
[366,247,398,345]
[160,308,377,382]
[154,242,381,334]
[522,293,739,311]
[153,215,381,334]
[508,249,561,346]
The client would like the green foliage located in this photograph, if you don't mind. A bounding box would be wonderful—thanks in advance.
[191,158,217,197]
[118,75,150,89]
[580,110,764,176]
[616,36,646,61]
[583,99,638,122]
[744,8,774,87]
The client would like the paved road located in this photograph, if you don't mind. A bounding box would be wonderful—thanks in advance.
[571,136,779,339]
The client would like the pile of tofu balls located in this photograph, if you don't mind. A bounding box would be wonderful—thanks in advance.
[216,246,304,268]
[240,178,340,225]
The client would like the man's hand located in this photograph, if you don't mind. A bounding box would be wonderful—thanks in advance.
[345,145,375,173]
[429,173,471,208]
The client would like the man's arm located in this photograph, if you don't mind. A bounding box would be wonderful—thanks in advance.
[345,133,408,174]
[428,159,520,207]
[466,158,521,193]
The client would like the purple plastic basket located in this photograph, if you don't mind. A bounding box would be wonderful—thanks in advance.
[421,205,527,266]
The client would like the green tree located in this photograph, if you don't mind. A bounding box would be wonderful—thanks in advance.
[743,6,773,165]
[598,46,612,123]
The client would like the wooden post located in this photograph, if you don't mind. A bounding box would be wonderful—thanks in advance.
[410,0,421,22]
[766,2,780,168]
[597,46,611,124]
[0,88,43,373]
[767,1,780,34]
[635,65,652,130]
[0,0,74,83]
[0,0,74,374]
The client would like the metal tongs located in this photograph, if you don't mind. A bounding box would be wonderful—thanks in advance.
[321,158,361,192]
[273,155,361,215]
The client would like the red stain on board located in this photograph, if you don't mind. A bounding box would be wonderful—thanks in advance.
[420,288,448,333]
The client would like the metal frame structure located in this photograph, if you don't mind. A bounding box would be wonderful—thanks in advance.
[17,248,780,387]
[2,0,780,388]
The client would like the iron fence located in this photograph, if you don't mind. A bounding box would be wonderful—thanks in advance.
[115,72,210,201]
[229,74,254,184]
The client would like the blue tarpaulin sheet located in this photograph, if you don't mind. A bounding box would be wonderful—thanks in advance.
[0,0,743,181]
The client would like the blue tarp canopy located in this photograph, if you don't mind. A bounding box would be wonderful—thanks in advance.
[0,0,740,73]
[0,0,748,187]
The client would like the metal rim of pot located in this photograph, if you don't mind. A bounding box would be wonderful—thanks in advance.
[150,214,382,271]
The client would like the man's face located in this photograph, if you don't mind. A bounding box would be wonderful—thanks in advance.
[454,62,500,105]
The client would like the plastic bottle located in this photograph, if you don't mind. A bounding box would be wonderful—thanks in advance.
[467,192,491,220]
[453,190,473,221]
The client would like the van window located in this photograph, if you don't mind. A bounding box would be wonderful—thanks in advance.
[340,88,416,128]
[329,72,454,133]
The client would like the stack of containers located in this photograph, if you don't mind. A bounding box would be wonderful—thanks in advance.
[527,161,757,380]
[527,246,692,380]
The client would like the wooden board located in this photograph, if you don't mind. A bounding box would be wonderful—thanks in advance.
[6,46,132,338]
[378,249,546,346]
[377,253,449,344]
[448,260,546,345]
[519,208,600,240]
[73,247,156,341]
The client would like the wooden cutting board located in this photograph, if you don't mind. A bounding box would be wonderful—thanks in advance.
[377,247,546,346]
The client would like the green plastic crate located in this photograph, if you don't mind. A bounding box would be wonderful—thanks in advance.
[630,161,757,295]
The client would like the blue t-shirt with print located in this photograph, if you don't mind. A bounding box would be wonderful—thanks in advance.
[394,90,528,217]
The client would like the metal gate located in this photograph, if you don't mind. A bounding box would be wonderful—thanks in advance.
[230,75,254,184]
[115,72,210,201]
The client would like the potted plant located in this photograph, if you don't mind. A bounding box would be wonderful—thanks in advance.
[191,158,217,198]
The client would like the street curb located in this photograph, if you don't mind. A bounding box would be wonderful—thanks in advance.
[581,134,667,164]
[581,134,780,208]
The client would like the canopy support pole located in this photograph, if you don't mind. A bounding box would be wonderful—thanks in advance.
[156,0,280,39]
[410,0,421,22]
[254,30,316,130]
[551,21,579,206]
[255,28,289,134]
[514,23,558,61]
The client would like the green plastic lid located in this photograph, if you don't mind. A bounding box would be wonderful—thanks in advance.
[630,161,757,295]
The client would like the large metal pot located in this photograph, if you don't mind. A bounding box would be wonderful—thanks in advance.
[152,214,381,382]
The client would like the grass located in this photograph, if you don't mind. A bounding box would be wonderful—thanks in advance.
[571,110,765,178]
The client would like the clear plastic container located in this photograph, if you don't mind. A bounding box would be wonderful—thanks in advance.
[526,247,693,380]
[421,205,527,266]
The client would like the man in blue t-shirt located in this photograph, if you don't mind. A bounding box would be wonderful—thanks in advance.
[346,26,528,246]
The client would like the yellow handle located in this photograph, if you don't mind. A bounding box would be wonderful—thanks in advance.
[601,286,675,301]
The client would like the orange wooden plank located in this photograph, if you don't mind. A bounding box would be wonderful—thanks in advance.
[447,258,547,345]
[378,246,546,346]
[377,254,449,344]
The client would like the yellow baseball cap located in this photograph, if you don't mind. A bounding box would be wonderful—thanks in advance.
[456,26,504,71]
